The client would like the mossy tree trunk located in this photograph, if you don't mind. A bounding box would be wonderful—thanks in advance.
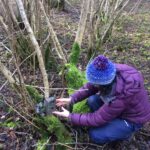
[16,0,50,99]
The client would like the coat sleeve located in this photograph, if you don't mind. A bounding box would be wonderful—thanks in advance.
[70,82,99,104]
[69,99,126,126]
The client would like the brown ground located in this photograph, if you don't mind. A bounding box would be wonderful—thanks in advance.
[0,0,150,150]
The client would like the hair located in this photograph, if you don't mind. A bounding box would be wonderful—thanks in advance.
[97,76,116,95]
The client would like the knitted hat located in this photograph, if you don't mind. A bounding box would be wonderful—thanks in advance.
[86,55,116,85]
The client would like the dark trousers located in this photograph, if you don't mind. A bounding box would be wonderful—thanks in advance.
[87,95,142,144]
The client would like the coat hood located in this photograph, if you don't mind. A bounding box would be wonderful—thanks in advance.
[115,64,144,98]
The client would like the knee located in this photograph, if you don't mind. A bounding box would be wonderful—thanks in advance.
[89,129,107,144]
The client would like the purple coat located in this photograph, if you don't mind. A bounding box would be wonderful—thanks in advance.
[69,64,150,126]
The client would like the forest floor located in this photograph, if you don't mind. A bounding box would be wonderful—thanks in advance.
[0,0,150,150]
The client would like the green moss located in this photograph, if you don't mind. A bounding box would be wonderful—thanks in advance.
[37,137,49,150]
[63,41,91,114]
[69,42,81,65]
[65,64,87,90]
[143,41,150,48]
[73,100,90,113]
[44,116,72,143]
[64,63,90,113]
[1,117,22,129]
[33,116,49,137]
[34,115,72,150]
[26,85,43,103]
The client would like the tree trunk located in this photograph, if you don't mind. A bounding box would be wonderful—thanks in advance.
[16,0,50,99]
[0,61,16,84]
[75,0,90,47]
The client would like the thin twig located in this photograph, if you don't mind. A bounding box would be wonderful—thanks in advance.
[40,32,50,48]
[0,60,16,84]
[38,0,67,64]
[129,0,143,14]
[140,131,150,137]
[15,131,32,137]
[57,142,75,150]
[39,136,51,150]
[0,133,7,136]
[0,42,12,52]
[25,85,89,92]
[32,142,103,149]
[0,51,36,91]
[75,129,78,150]
[0,98,39,129]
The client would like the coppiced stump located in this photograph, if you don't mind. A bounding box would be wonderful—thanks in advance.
[87,0,130,57]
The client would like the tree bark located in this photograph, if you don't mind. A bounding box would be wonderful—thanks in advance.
[0,61,16,84]
[75,0,90,47]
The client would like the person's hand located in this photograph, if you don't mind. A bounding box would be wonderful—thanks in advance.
[52,107,70,118]
[56,98,71,107]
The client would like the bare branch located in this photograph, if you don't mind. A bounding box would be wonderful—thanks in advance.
[0,16,10,35]
[129,0,143,14]
[0,98,39,129]
[38,0,67,64]
[0,60,16,84]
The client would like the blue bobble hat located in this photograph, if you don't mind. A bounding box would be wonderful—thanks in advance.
[86,55,116,85]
